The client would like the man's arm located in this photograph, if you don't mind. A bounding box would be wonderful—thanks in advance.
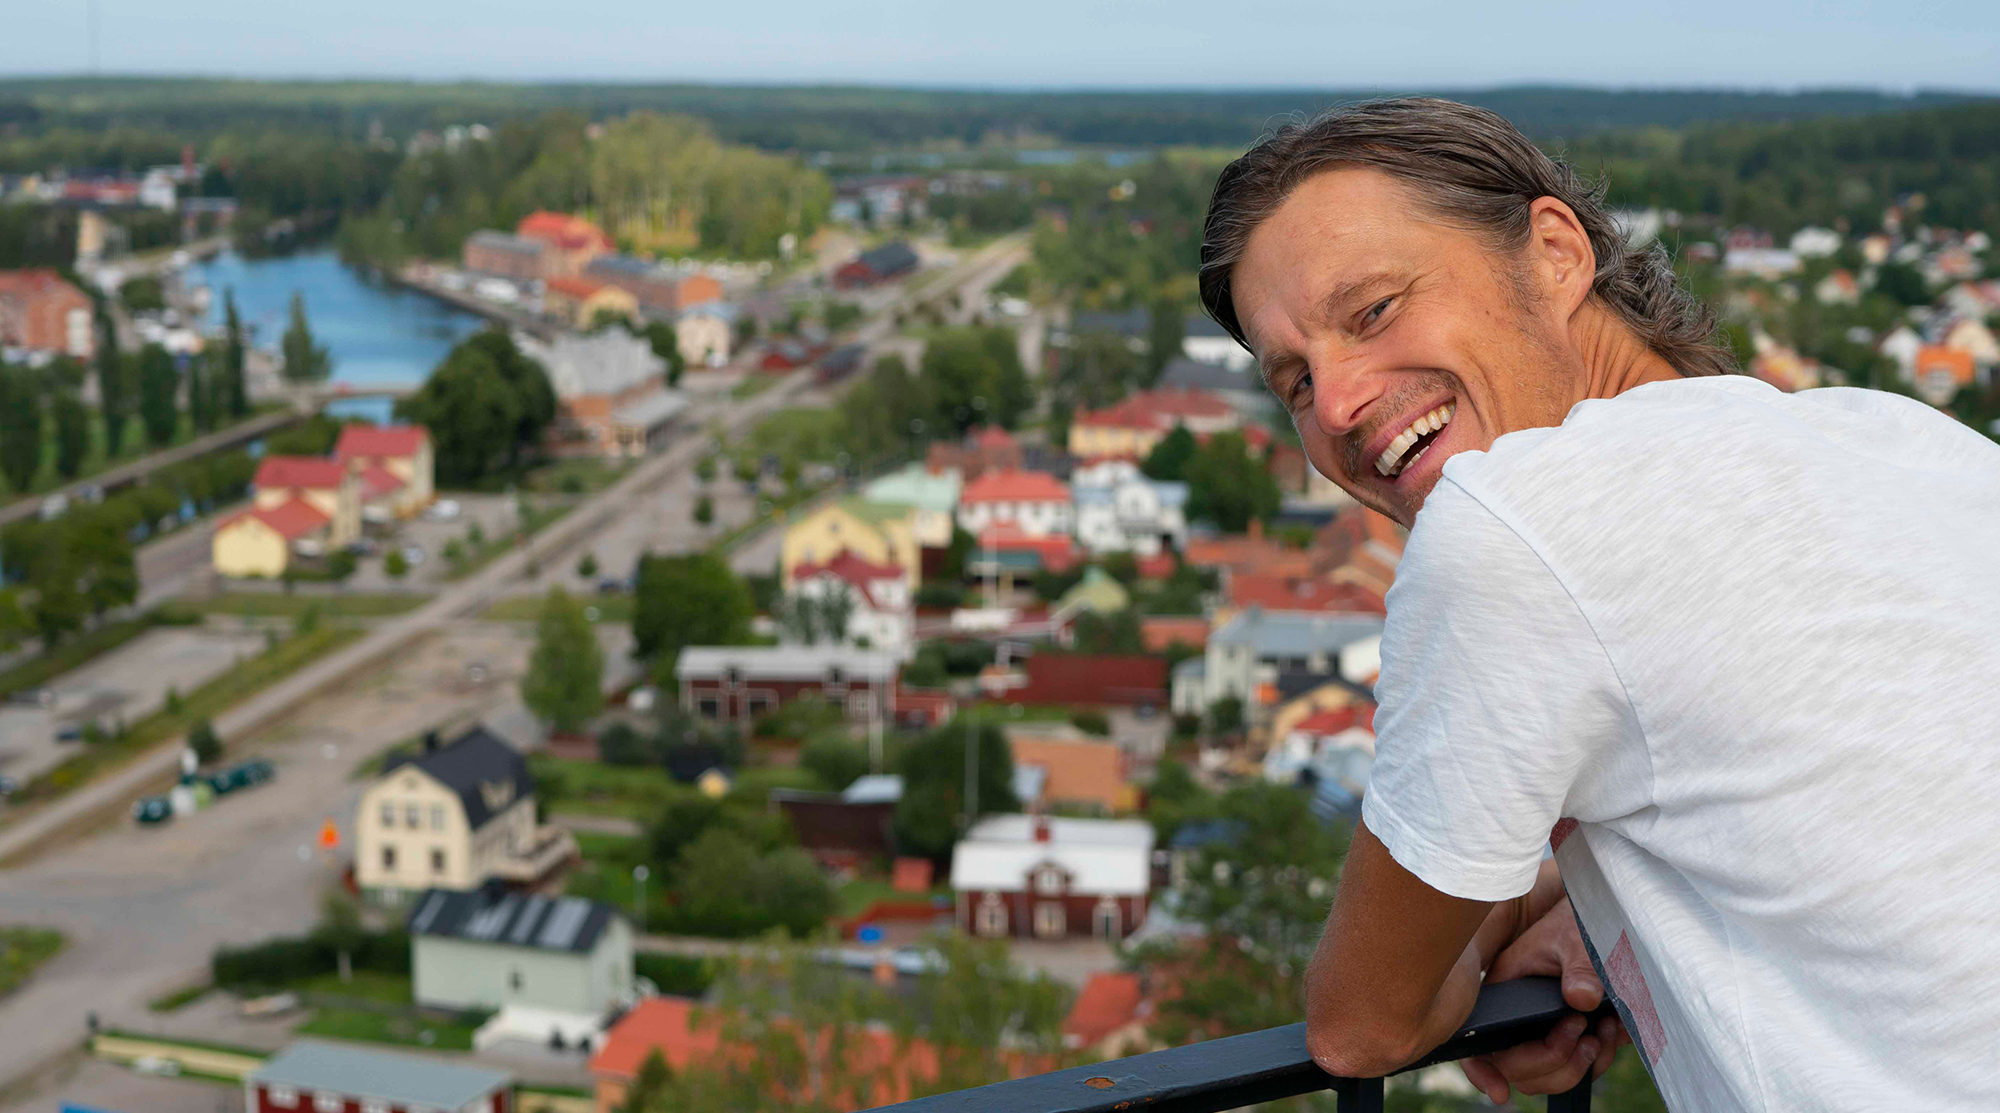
[1303,820,1500,1077]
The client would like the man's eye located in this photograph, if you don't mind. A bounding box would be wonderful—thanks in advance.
[1364,297,1393,325]
[1288,374,1313,408]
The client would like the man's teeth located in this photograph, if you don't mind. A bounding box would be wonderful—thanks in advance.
[1374,403,1455,478]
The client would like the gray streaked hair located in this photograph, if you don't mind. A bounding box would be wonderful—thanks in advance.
[1198,97,1735,378]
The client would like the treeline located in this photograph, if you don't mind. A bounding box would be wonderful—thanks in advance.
[337,111,829,266]
[0,78,1983,151]
[1573,99,2000,235]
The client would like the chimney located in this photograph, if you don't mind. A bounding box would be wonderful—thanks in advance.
[422,730,440,754]
[1033,816,1052,843]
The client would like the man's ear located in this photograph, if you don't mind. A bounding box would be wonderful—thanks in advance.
[1525,196,1596,319]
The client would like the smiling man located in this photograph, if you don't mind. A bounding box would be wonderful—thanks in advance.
[1200,98,2000,1110]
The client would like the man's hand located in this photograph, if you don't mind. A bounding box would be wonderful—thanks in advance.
[1459,896,1626,1103]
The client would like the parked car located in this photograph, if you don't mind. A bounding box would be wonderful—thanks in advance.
[597,577,628,595]
[424,498,462,522]
[54,723,84,743]
[203,759,275,797]
[0,774,18,798]
[133,796,173,824]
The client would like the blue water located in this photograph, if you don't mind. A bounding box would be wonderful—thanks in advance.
[190,248,489,421]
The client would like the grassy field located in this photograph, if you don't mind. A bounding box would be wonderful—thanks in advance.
[834,878,952,919]
[0,927,65,997]
[3,625,365,810]
[536,755,689,819]
[295,1005,479,1051]
[298,970,415,1005]
[478,593,634,623]
[184,592,433,620]
[730,372,780,400]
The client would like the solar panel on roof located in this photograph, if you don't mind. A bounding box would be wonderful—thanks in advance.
[464,894,517,941]
[536,897,591,950]
[507,896,548,945]
[409,892,447,934]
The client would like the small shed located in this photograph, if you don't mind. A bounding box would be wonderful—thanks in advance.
[408,887,634,1018]
[248,1039,513,1113]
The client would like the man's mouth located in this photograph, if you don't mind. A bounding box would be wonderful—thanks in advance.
[1372,402,1455,479]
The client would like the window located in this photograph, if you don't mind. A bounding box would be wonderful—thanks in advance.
[314,1093,344,1113]
[1033,901,1067,939]
[509,968,523,992]
[744,692,775,717]
[267,1085,298,1108]
[405,804,421,828]
[1094,899,1121,939]
[431,849,446,873]
[975,895,1008,937]
[379,802,394,828]
[430,805,445,831]
[381,846,397,871]
[696,696,722,720]
[363,1101,389,1113]
[1034,868,1064,896]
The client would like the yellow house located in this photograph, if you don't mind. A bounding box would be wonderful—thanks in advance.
[334,424,436,518]
[546,277,641,330]
[354,726,577,907]
[780,498,920,591]
[211,498,332,578]
[251,455,362,546]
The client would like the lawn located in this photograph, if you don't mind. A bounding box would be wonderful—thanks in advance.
[2,625,365,811]
[535,755,692,820]
[186,592,433,620]
[479,594,634,624]
[730,373,779,401]
[295,1005,479,1051]
[729,407,845,476]
[297,969,415,1006]
[0,927,65,997]
[834,878,951,920]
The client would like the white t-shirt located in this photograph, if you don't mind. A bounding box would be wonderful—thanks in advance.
[1362,376,2000,1111]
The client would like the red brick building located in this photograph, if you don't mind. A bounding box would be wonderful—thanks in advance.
[0,268,93,359]
[462,230,548,283]
[247,1039,512,1113]
[1001,652,1169,709]
[515,211,611,277]
[951,814,1154,940]
[834,240,920,289]
[675,646,900,726]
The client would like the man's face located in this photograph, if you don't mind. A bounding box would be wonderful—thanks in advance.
[1232,168,1585,527]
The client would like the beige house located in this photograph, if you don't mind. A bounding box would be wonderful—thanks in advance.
[780,498,921,590]
[334,424,435,519]
[210,498,333,578]
[675,302,738,369]
[251,455,362,547]
[355,727,576,906]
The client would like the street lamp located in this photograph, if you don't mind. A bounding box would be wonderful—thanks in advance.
[632,865,650,934]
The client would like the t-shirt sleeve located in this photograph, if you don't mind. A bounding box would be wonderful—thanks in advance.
[1361,476,1635,902]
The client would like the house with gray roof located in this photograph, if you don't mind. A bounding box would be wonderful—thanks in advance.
[1180,313,1256,371]
[511,329,687,457]
[1171,608,1383,719]
[248,1039,513,1113]
[408,885,635,1018]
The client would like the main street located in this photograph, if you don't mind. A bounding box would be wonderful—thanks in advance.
[0,234,1027,1099]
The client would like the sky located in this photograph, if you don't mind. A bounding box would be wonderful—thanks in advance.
[5,0,1999,91]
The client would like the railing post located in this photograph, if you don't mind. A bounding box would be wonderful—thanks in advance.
[1548,1077,1593,1112]
[1334,1077,1383,1112]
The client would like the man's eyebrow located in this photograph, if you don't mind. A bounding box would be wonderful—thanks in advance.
[1314,272,1397,327]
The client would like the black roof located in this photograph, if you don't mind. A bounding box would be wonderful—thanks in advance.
[406,886,618,955]
[857,241,919,277]
[1156,356,1258,395]
[382,726,532,831]
[1071,306,1151,338]
[1273,669,1375,706]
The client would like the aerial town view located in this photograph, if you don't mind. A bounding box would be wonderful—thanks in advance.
[0,4,1997,1113]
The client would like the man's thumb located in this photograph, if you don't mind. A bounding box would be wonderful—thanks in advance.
[1561,944,1603,1011]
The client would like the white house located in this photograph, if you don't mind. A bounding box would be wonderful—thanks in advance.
[1172,610,1383,718]
[1180,313,1255,372]
[1789,226,1842,258]
[1879,325,1924,381]
[408,886,635,1021]
[1070,459,1189,557]
[789,550,913,655]
[676,301,737,368]
[951,815,1155,941]
[956,468,1073,538]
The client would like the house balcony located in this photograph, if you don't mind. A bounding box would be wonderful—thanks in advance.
[864,976,1601,1113]
[486,826,578,884]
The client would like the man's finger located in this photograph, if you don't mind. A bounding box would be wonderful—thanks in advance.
[1559,925,1604,1011]
[1459,1055,1509,1104]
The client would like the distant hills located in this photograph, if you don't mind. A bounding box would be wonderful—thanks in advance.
[0,78,1987,153]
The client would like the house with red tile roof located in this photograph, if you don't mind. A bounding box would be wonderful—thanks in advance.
[1913,344,1977,406]
[957,469,1072,538]
[926,425,1024,481]
[788,550,913,654]
[515,211,611,277]
[250,455,360,547]
[211,498,335,578]
[1068,388,1247,461]
[1063,971,1157,1058]
[1140,615,1211,654]
[0,268,93,359]
[589,994,946,1112]
[334,423,434,520]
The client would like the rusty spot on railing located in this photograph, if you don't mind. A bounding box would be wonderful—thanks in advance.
[1083,1076,1115,1089]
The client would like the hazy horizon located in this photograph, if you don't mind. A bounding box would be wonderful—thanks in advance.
[5,0,1998,92]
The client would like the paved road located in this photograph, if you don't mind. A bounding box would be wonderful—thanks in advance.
[0,410,300,528]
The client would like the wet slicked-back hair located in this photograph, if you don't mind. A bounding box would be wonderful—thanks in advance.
[1198,97,1735,378]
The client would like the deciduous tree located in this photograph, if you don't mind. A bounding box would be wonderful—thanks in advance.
[279,292,332,383]
[521,587,605,734]
[0,367,43,494]
[631,550,751,659]
[222,289,248,417]
[137,342,180,447]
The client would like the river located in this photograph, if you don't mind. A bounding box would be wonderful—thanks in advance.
[189,247,489,421]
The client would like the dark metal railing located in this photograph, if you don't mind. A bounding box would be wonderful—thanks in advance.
[866,976,1602,1113]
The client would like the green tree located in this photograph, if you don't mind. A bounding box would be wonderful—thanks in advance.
[1872,261,1931,308]
[383,547,409,578]
[64,507,139,618]
[892,721,1018,859]
[0,366,43,494]
[313,891,366,984]
[631,551,752,659]
[1185,429,1280,531]
[0,587,28,652]
[1145,297,1185,382]
[643,320,687,387]
[521,587,606,734]
[137,342,180,447]
[668,828,835,939]
[395,331,556,484]
[186,718,223,765]
[692,493,713,528]
[95,302,132,455]
[1141,424,1199,481]
[222,289,248,417]
[799,734,870,793]
[279,292,332,383]
[920,326,1032,434]
[185,352,212,434]
[617,1051,674,1113]
[695,455,717,484]
[772,584,854,646]
[578,551,599,578]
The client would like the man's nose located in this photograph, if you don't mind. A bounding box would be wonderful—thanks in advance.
[1309,360,1381,439]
